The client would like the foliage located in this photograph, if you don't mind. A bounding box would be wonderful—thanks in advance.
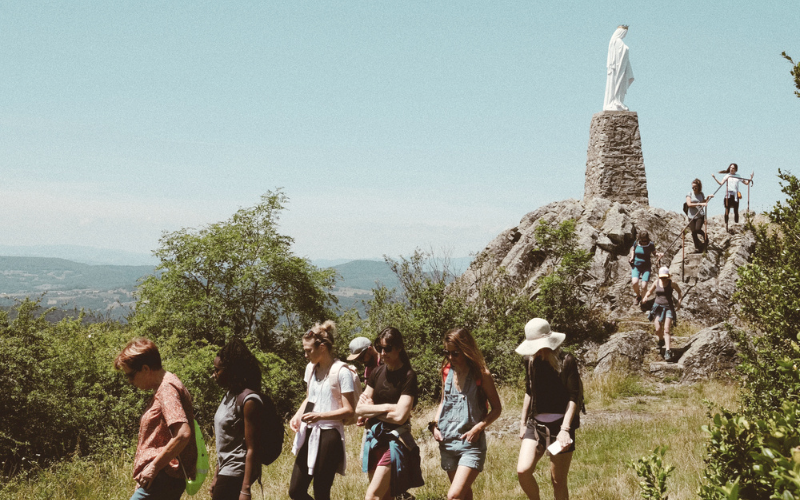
[363,219,607,402]
[133,190,336,349]
[0,299,141,473]
[782,52,800,98]
[630,446,675,500]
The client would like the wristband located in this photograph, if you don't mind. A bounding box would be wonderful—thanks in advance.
[560,426,570,432]
[240,492,251,497]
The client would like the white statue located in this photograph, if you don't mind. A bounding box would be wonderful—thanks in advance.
[603,25,635,111]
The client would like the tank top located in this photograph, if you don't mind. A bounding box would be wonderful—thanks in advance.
[654,281,674,307]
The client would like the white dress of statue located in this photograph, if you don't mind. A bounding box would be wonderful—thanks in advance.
[603,26,635,111]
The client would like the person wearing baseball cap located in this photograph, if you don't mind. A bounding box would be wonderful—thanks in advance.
[515,318,583,500]
[347,337,381,382]
[642,266,683,362]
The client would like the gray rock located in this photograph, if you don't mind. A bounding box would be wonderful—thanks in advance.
[593,329,653,376]
[678,323,737,382]
[600,202,634,245]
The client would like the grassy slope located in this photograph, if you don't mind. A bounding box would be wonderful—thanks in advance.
[0,375,735,500]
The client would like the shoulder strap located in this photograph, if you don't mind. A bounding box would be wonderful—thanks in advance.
[328,359,345,404]
[235,388,257,418]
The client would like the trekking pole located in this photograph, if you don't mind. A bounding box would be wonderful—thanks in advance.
[681,231,685,282]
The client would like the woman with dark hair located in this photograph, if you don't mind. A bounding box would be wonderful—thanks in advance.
[642,267,683,362]
[289,320,356,500]
[515,319,582,500]
[356,327,423,500]
[686,178,714,253]
[627,230,663,305]
[712,163,753,233]
[430,328,502,500]
[210,339,264,500]
[114,338,197,500]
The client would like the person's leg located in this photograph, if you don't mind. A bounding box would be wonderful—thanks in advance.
[446,466,480,500]
[365,466,392,500]
[550,451,574,500]
[631,275,640,300]
[663,317,673,351]
[311,429,345,500]
[732,198,740,224]
[517,438,545,500]
[212,475,244,500]
[288,434,314,500]
[724,196,731,229]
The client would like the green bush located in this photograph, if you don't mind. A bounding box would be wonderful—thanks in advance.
[630,445,675,500]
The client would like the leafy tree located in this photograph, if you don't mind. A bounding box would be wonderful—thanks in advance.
[782,52,800,98]
[133,190,336,349]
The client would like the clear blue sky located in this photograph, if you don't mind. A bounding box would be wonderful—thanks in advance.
[2,1,798,262]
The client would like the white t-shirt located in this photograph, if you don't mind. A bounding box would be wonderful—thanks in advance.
[723,174,741,196]
[304,361,355,430]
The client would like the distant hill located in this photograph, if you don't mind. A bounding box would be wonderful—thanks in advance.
[0,244,158,266]
[331,260,399,291]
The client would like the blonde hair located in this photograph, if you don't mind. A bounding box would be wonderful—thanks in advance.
[442,327,488,379]
[303,320,336,352]
[114,337,162,371]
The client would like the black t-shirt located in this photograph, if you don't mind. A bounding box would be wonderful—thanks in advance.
[524,354,582,429]
[366,363,418,429]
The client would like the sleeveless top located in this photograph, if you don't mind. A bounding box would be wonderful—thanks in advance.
[439,368,487,441]
[654,281,674,307]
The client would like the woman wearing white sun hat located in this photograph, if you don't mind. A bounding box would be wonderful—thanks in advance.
[515,318,583,500]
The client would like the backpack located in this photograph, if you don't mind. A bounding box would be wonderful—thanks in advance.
[328,360,363,425]
[235,389,284,467]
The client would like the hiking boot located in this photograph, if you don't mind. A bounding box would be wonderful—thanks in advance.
[664,349,673,362]
[635,295,642,305]
[657,338,665,349]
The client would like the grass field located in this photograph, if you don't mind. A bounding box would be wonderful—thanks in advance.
[0,374,737,500]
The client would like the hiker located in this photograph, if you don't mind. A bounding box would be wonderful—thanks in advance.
[356,327,424,500]
[114,338,197,500]
[712,163,753,232]
[348,336,382,385]
[627,230,663,305]
[686,178,714,253]
[289,320,356,500]
[642,267,683,362]
[430,328,502,500]
[516,318,582,500]
[210,339,264,500]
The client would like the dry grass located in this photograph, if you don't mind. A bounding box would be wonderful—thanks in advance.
[0,381,738,500]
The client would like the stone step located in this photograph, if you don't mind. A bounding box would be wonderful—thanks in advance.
[649,361,684,380]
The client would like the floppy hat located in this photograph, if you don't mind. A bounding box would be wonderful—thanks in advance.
[515,318,566,356]
[347,337,372,361]
[658,266,671,278]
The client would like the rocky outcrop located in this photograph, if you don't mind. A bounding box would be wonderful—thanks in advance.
[460,197,759,326]
[592,329,652,376]
[584,111,649,205]
[678,323,737,382]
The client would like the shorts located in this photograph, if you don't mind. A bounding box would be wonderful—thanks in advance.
[523,419,576,454]
[439,433,487,472]
[211,475,244,500]
[368,444,392,471]
[129,470,185,500]
[648,304,677,325]
[631,265,650,283]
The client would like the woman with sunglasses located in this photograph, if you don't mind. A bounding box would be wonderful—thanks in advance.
[289,320,356,500]
[627,230,663,305]
[641,267,683,362]
[356,327,423,500]
[430,328,502,500]
[114,338,197,500]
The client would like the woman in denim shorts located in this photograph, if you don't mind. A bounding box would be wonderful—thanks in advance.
[516,319,583,500]
[429,328,502,500]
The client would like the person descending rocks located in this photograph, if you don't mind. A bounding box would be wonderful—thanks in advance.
[642,267,683,362]
[712,163,753,233]
[627,230,663,305]
[685,178,714,253]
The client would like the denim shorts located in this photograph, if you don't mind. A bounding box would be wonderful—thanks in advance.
[439,432,487,472]
[648,304,677,325]
[631,265,650,282]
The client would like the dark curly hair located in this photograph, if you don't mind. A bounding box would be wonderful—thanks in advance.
[217,338,262,393]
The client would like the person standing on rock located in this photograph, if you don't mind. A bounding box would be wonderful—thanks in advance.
[712,163,753,233]
[686,179,714,253]
[430,327,502,500]
[628,230,663,305]
[516,318,583,500]
[642,267,683,362]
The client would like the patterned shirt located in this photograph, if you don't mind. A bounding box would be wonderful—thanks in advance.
[132,371,197,480]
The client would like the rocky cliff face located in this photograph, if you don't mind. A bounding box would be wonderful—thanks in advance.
[460,197,758,327]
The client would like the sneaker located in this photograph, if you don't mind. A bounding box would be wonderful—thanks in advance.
[635,295,642,305]
[664,349,673,362]
[657,338,665,349]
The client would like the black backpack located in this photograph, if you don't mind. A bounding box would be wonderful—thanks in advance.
[235,389,284,466]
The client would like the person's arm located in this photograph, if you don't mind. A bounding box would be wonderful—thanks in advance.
[641,281,656,302]
[378,394,414,425]
[461,371,503,443]
[355,385,385,418]
[302,391,355,423]
[519,393,531,440]
[240,398,263,500]
[431,384,446,442]
[290,397,309,432]
[704,194,714,204]
[557,401,578,447]
[712,173,724,186]
[672,282,683,308]
[135,421,191,488]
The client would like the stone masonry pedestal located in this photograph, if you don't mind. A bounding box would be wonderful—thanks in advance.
[584,111,649,205]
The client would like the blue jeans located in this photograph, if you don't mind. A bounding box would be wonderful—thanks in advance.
[129,470,185,500]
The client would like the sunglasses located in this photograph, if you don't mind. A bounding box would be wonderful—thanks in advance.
[442,349,461,358]
[377,344,395,354]
[123,368,139,381]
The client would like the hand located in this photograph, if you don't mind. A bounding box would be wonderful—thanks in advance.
[301,412,323,424]
[356,416,367,427]
[460,423,484,443]
[519,423,527,440]
[289,414,301,432]
[557,429,572,447]
[134,462,158,490]
[209,476,217,495]
[358,393,373,406]
[238,488,251,500]
[433,427,443,442]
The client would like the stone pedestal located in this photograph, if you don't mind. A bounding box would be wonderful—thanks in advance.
[584,111,649,205]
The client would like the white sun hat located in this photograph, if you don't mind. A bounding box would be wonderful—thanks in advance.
[515,318,566,356]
